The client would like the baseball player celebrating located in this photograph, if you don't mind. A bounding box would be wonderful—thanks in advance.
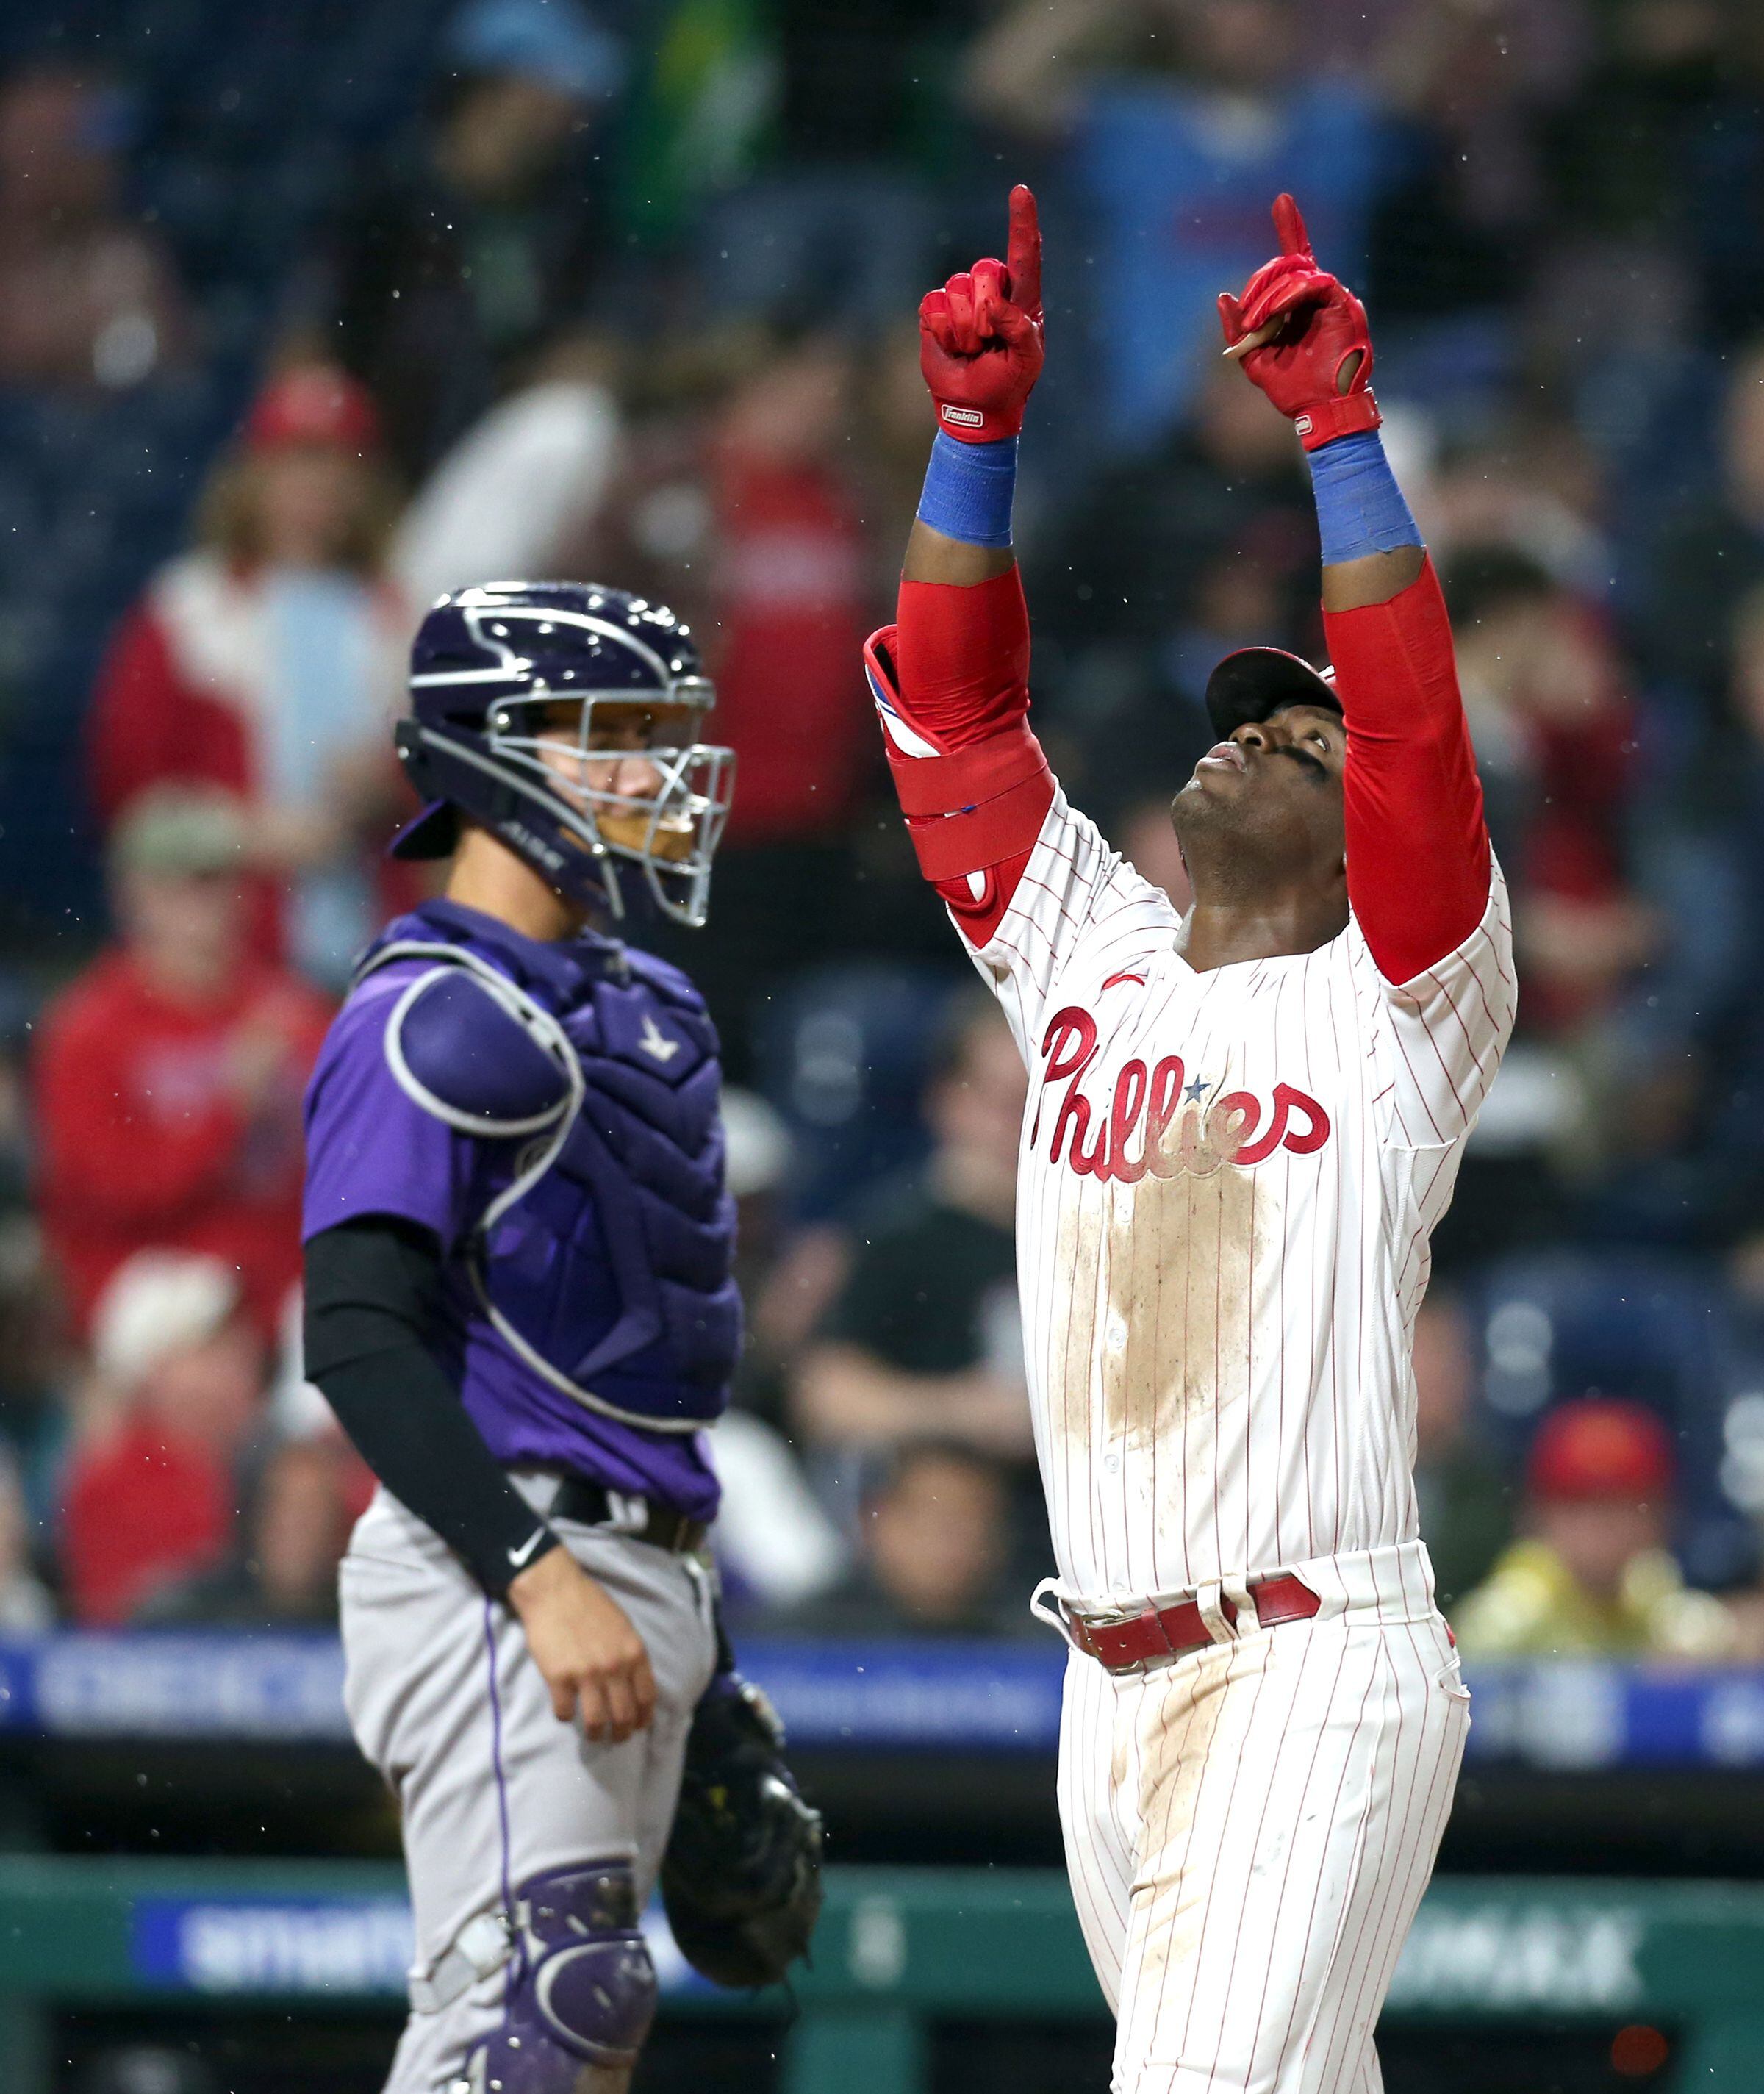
[301,583,818,2094]
[866,192,1513,2090]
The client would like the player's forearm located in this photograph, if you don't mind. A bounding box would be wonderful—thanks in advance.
[1286,422,1487,978]
[903,518,1015,587]
[878,440,1052,911]
[304,1217,562,1596]
[893,433,1033,740]
[1320,544,1424,613]
[1331,561,1491,980]
[1308,429,1427,609]
[903,429,1021,587]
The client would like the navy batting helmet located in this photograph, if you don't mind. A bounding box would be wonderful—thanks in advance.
[392,581,735,927]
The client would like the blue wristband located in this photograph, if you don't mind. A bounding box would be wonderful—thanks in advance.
[915,431,1018,549]
[1306,429,1422,567]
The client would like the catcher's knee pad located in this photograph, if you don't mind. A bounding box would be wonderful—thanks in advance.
[460,1860,656,2092]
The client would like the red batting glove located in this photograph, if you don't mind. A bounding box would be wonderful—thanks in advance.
[1217,193,1379,452]
[920,184,1044,443]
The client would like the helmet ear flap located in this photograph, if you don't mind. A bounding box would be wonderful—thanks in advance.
[392,717,621,913]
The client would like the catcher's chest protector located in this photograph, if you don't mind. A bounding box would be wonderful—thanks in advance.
[357,903,740,1431]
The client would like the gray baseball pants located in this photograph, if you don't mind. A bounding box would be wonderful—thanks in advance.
[340,1473,718,2093]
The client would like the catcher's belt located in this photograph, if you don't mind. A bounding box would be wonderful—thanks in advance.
[544,1474,709,1555]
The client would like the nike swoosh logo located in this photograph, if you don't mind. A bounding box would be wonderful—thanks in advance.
[507,1529,548,1569]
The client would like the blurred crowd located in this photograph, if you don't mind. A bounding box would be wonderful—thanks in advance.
[4,0,1764,1660]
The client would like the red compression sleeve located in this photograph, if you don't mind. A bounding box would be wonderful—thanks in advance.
[1327,558,1491,986]
[895,567,1032,749]
[878,569,1055,940]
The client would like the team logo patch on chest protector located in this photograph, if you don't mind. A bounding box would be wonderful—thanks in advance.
[1030,1004,1331,1183]
[359,916,739,1433]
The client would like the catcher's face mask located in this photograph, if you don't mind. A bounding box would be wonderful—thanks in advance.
[495,687,736,928]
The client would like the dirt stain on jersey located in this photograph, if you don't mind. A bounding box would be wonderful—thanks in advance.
[1053,1178,1102,1460]
[1103,1163,1258,1457]
[1048,1103,1267,1482]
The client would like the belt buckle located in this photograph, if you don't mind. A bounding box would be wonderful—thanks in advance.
[601,1489,650,1538]
[1061,1602,1108,1665]
[1076,1602,1158,1677]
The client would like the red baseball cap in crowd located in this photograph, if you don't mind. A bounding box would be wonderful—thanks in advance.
[244,365,381,454]
[1527,1397,1675,1503]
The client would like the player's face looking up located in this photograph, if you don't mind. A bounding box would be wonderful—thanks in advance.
[1169,701,1349,921]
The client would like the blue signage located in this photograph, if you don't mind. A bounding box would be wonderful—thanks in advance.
[5,1631,1764,1768]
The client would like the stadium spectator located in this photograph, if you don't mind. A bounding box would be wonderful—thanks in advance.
[1446,545,1652,1036]
[583,332,875,855]
[34,789,331,1338]
[967,0,1385,442]
[1607,577,1764,1248]
[1422,417,1610,594]
[773,1439,1026,1637]
[794,994,1033,1474]
[712,1410,849,1619]
[0,1443,52,1633]
[60,1252,263,1626]
[142,1435,353,1628]
[1410,1292,1512,1613]
[707,1088,850,1612]
[309,0,625,481]
[720,1087,842,1428]
[1455,1396,1736,1659]
[85,365,412,984]
[0,63,187,393]
[390,332,623,611]
[584,331,879,1057]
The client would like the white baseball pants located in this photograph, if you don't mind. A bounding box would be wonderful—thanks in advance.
[1055,1541,1467,2094]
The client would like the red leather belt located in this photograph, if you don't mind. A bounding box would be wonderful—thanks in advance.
[1066,1574,1321,1674]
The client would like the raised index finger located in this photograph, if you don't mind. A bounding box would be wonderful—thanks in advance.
[1272,192,1312,261]
[1005,183,1041,318]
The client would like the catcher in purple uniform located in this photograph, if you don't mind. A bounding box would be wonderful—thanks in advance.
[302,582,820,2094]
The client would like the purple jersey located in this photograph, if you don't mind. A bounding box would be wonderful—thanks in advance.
[303,900,736,1521]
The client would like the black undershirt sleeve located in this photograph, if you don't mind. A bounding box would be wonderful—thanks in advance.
[303,1216,562,1598]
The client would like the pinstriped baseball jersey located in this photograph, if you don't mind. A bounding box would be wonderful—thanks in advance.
[963,787,1516,1606]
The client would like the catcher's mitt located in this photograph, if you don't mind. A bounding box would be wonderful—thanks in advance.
[661,1669,823,1988]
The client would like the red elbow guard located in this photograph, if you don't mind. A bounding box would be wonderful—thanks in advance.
[886,721,1054,881]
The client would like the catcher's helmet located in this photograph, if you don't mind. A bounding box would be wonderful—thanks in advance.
[1204,646,1340,742]
[392,581,736,927]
